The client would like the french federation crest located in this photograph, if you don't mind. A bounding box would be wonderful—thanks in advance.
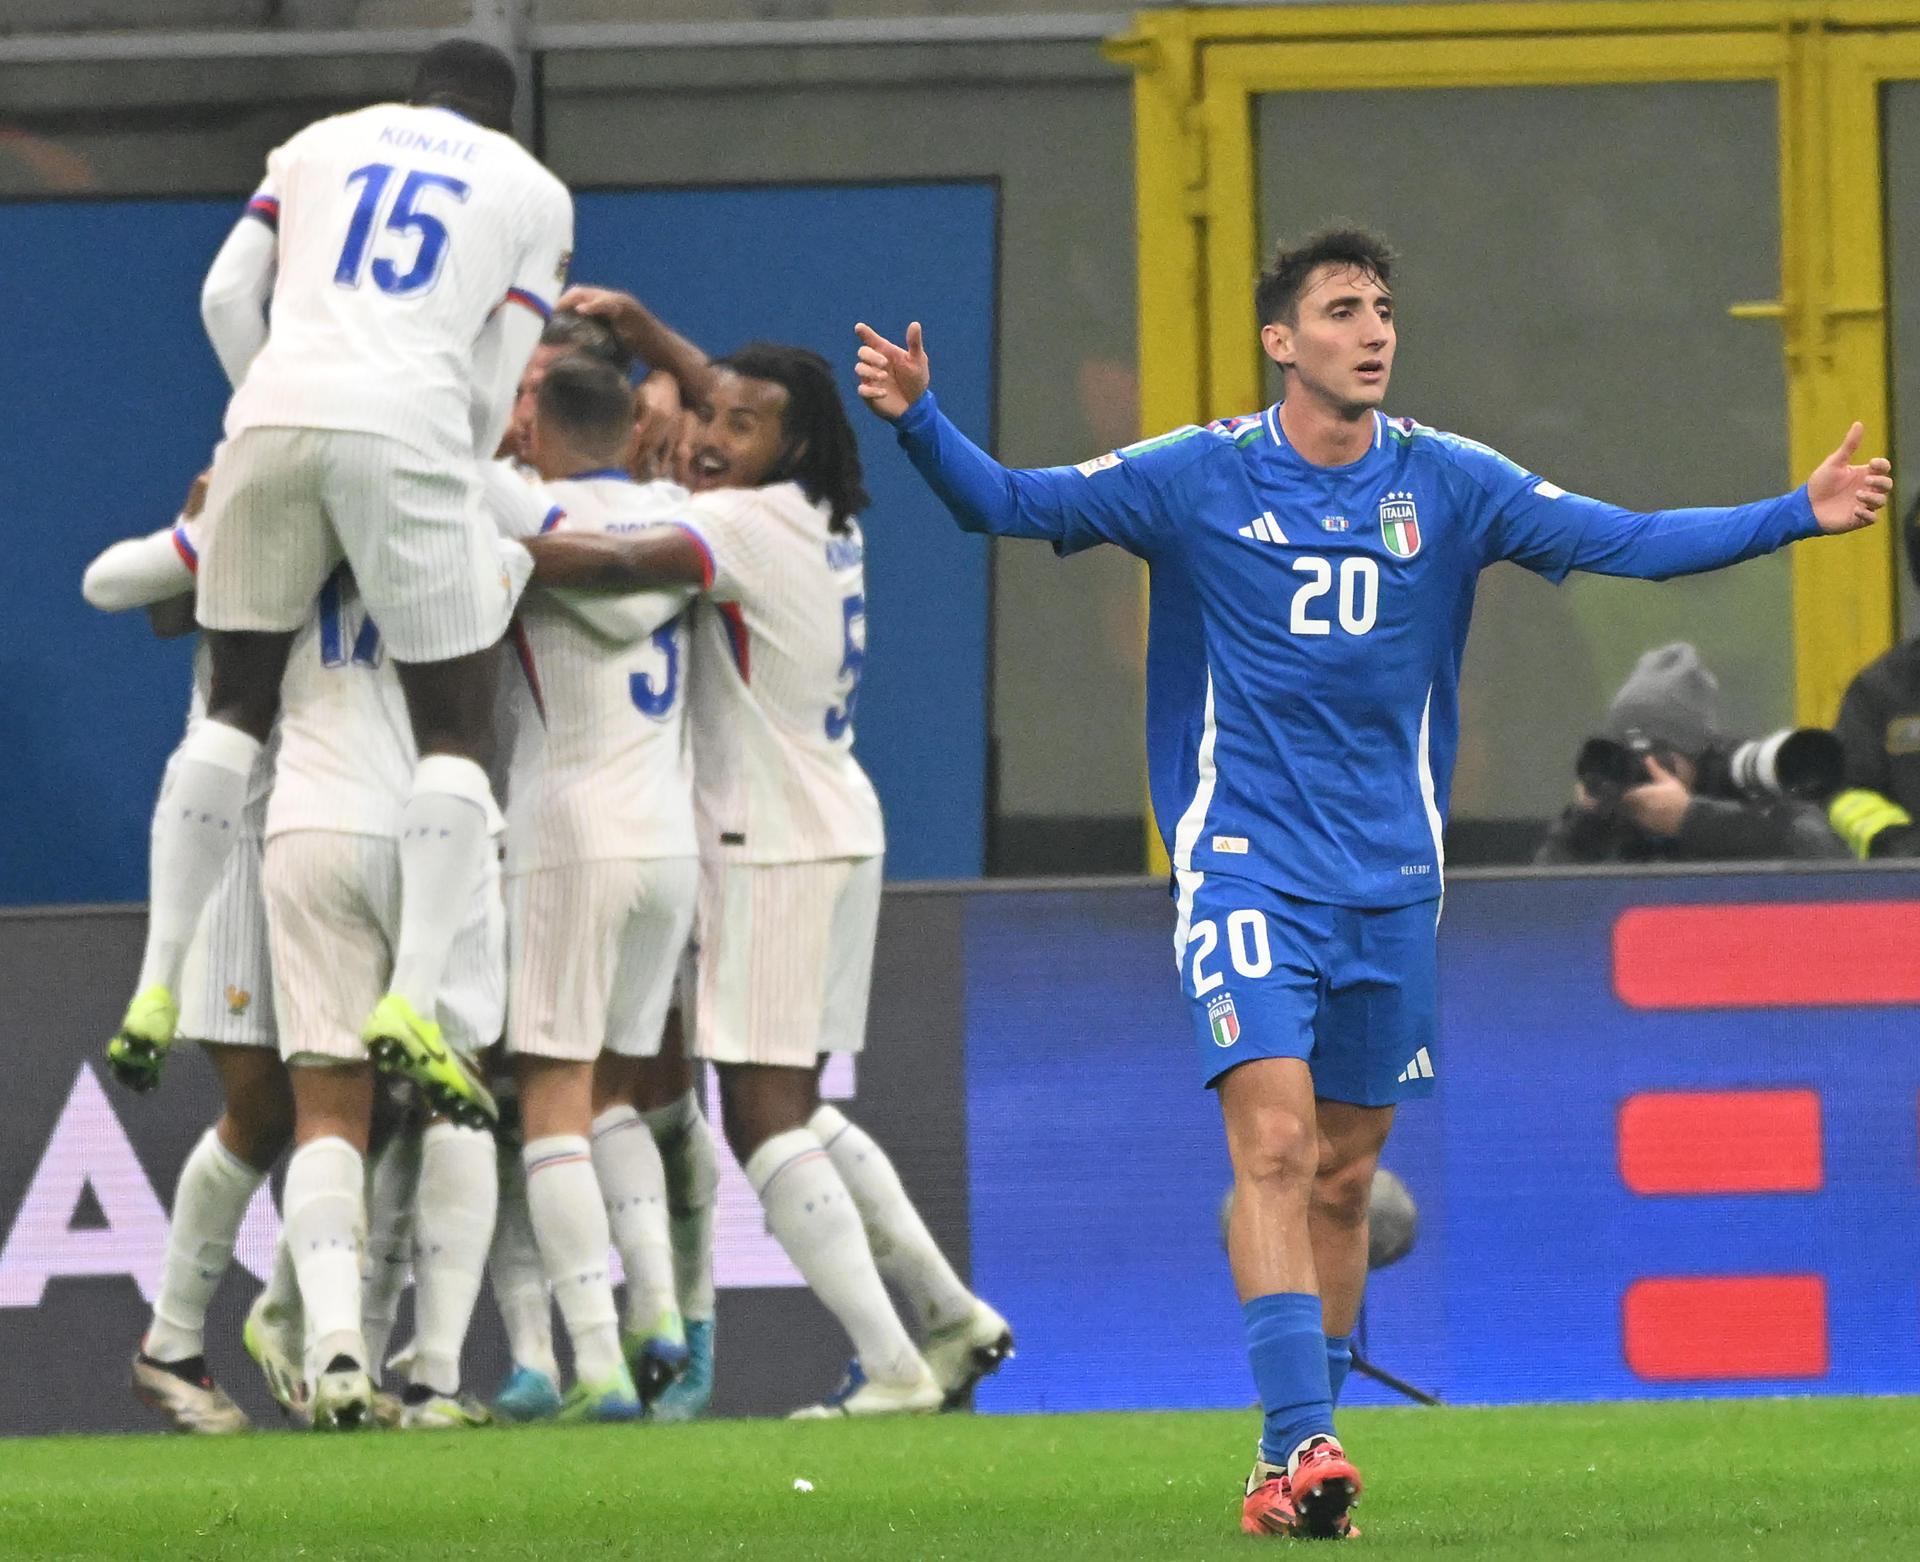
[1380,490,1422,558]
[1207,993,1241,1048]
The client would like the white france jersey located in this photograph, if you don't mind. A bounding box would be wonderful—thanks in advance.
[265,569,417,841]
[677,482,884,865]
[500,472,698,873]
[223,101,572,457]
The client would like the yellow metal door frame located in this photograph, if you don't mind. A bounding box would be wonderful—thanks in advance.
[1111,2,1912,872]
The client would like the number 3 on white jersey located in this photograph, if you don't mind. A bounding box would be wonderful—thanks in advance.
[1289,555,1378,637]
[1188,909,1275,995]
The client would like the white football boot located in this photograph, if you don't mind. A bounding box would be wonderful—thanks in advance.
[130,1353,251,1434]
[922,1298,1015,1408]
[789,1358,943,1419]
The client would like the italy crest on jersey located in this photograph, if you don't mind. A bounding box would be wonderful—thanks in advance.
[1207,993,1241,1048]
[1380,491,1421,558]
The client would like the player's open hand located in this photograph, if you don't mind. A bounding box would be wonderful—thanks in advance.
[558,285,645,347]
[1806,422,1893,534]
[854,322,929,421]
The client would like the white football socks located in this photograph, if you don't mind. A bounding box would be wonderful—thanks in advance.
[390,754,495,1016]
[810,1103,975,1334]
[591,1106,678,1339]
[488,1143,558,1382]
[523,1135,623,1383]
[144,1128,265,1363]
[744,1128,924,1387]
[643,1091,717,1324]
[284,1136,367,1377]
[408,1122,498,1397]
[359,1130,420,1378]
[137,721,260,995]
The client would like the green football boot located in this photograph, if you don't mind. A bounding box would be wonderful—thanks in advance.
[106,986,179,1093]
[361,993,497,1128]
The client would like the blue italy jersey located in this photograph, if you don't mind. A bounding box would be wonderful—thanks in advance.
[894,394,1822,908]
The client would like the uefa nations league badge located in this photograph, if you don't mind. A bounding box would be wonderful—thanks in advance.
[1380,490,1422,558]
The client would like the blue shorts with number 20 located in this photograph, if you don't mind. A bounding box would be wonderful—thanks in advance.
[1178,871,1439,1104]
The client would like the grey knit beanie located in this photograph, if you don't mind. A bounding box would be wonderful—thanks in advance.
[1605,642,1720,757]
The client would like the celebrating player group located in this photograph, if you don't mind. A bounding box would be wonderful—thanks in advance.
[93,40,1008,1439]
[91,28,1897,1545]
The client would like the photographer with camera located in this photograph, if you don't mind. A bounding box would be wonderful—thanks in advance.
[1535,642,1848,864]
[1828,496,1920,858]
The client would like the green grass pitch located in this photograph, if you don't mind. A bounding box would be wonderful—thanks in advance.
[4,1398,1916,1559]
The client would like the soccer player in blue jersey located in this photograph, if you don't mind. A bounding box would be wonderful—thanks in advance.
[854,228,1892,1540]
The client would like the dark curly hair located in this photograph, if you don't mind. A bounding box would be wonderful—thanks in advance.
[1255,226,1395,327]
[716,342,870,532]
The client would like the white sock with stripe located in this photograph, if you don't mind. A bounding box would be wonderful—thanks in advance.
[522,1135,624,1384]
[138,721,260,994]
[488,1142,559,1383]
[144,1128,265,1362]
[409,1122,498,1397]
[744,1128,923,1387]
[643,1091,717,1324]
[359,1130,420,1379]
[810,1103,974,1334]
[389,754,494,1016]
[590,1106,678,1338]
[283,1136,367,1377]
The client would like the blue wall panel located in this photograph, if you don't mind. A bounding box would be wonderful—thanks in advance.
[2,181,996,904]
[965,873,1920,1412]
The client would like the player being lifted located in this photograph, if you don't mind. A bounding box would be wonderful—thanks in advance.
[522,291,1013,1416]
[855,229,1892,1535]
[108,39,571,1126]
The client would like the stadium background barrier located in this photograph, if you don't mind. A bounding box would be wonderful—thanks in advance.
[0,180,997,907]
[6,863,1920,1435]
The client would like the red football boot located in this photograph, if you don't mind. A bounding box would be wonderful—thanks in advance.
[1289,1435,1363,1539]
[1241,1455,1297,1537]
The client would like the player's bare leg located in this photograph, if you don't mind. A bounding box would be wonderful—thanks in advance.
[801,1054,1012,1408]
[133,1045,291,1433]
[109,631,290,1089]
[1220,1058,1361,1539]
[626,1021,719,1420]
[719,1063,939,1417]
[284,1062,378,1430]
[1311,1101,1395,1405]
[361,648,504,1125]
[516,1055,642,1421]
[591,1052,686,1405]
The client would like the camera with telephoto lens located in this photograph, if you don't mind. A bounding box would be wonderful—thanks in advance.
[1695,727,1845,803]
[1574,731,1666,805]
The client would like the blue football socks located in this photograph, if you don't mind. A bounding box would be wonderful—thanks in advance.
[1243,1292,1335,1465]
[1325,1331,1354,1406]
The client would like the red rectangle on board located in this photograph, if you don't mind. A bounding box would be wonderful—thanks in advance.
[1623,1276,1827,1380]
[1617,1089,1822,1195]
[1613,902,1920,1009]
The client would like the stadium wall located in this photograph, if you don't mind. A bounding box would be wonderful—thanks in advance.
[5,866,1919,1434]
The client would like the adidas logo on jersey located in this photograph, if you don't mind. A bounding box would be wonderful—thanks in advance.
[1237,511,1290,544]
[1395,1047,1435,1084]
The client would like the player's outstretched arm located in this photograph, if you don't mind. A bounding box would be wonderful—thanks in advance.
[520,527,711,595]
[561,286,716,406]
[1484,424,1892,582]
[854,321,1166,554]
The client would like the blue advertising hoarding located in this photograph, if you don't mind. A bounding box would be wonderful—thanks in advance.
[965,870,1920,1411]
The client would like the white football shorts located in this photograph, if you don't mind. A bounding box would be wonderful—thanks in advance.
[690,855,880,1068]
[196,426,526,664]
[263,830,505,1067]
[506,856,698,1063]
[177,829,276,1049]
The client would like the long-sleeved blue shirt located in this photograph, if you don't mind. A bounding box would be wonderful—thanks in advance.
[896,392,1823,907]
